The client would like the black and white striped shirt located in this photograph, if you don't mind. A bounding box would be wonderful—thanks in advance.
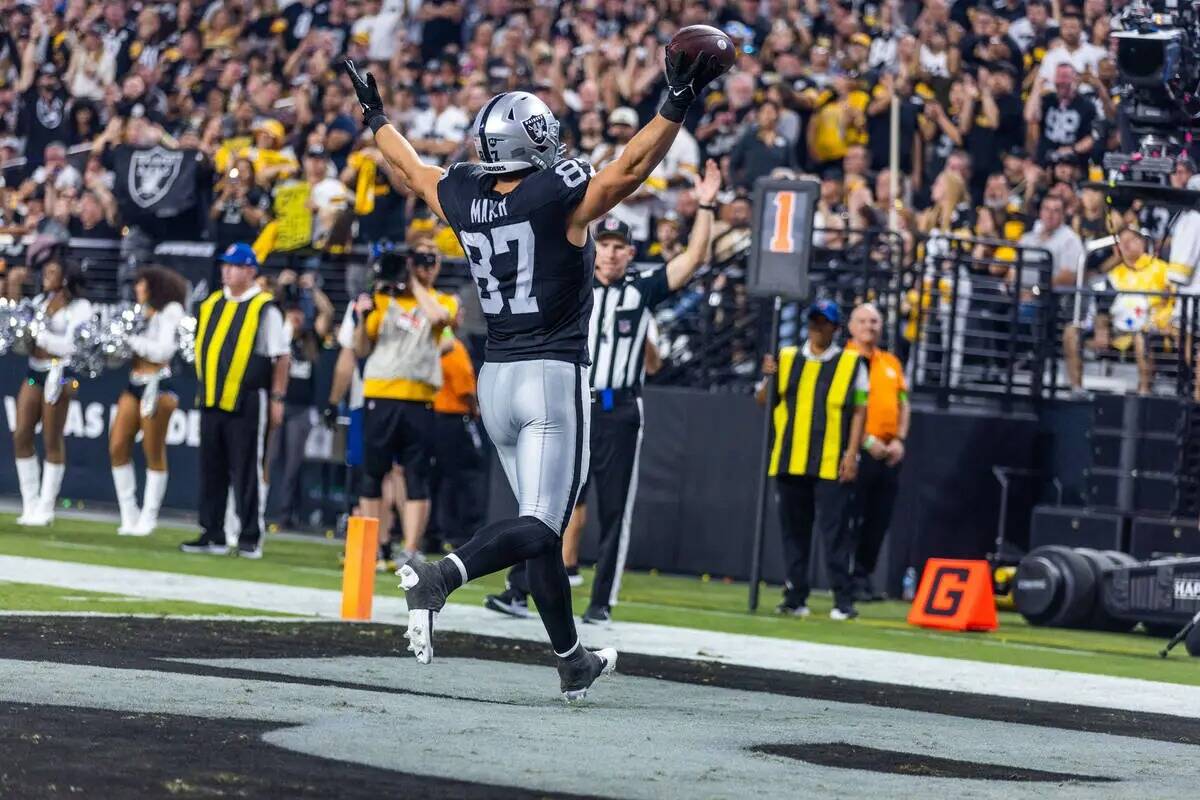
[587,268,671,391]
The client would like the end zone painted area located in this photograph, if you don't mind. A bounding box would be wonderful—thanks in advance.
[1,554,1196,719]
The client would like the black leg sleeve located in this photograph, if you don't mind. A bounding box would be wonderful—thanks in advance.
[507,561,530,597]
[436,515,558,591]
[525,549,579,654]
[197,409,231,542]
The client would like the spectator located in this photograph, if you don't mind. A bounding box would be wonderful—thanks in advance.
[1026,64,1096,164]
[210,158,271,251]
[808,74,868,169]
[592,106,665,246]
[729,100,796,189]
[68,187,120,239]
[1009,0,1060,54]
[696,71,757,162]
[1038,12,1107,80]
[1064,226,1175,396]
[315,82,359,172]
[266,287,320,531]
[409,83,469,167]
[1019,194,1085,289]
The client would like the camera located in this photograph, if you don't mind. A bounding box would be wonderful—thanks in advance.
[1101,0,1200,207]
[409,251,437,269]
[374,251,407,283]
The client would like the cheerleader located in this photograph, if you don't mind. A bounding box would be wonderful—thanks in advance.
[14,258,91,526]
[109,267,187,535]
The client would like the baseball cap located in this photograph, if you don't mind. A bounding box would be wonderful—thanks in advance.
[595,216,632,243]
[608,106,638,128]
[305,143,327,158]
[219,243,259,269]
[1005,145,1028,160]
[808,299,840,325]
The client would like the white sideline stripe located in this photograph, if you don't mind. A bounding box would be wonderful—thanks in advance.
[0,611,320,621]
[0,554,1196,719]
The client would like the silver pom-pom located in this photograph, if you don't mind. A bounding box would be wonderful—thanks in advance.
[69,315,105,378]
[67,303,149,377]
[177,315,198,365]
[8,300,46,357]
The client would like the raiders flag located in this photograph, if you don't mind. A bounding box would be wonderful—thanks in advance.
[112,145,202,220]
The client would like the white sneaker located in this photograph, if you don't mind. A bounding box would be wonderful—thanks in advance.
[830,606,860,621]
[19,509,53,527]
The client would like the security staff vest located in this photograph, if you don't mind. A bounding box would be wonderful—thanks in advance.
[195,289,274,412]
[768,345,864,480]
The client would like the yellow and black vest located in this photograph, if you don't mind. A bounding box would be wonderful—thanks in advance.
[194,289,275,412]
[768,345,865,480]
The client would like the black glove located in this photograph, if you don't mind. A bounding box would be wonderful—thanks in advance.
[659,50,726,123]
[343,59,388,133]
[321,402,339,429]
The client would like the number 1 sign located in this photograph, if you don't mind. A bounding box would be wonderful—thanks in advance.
[747,178,819,300]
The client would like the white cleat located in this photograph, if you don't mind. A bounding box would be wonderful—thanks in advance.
[403,608,437,664]
[398,562,448,665]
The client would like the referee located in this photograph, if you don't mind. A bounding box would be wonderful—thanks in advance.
[486,160,722,624]
[181,243,289,559]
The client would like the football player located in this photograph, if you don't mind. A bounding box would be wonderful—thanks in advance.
[344,47,727,700]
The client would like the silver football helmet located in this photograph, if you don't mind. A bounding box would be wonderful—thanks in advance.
[472,91,562,173]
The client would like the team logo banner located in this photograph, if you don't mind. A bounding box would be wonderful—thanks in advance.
[112,145,201,220]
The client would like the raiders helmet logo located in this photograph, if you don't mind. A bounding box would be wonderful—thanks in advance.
[129,146,184,209]
[523,114,549,145]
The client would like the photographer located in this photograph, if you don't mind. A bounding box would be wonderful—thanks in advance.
[266,286,321,531]
[353,243,457,566]
[211,157,270,251]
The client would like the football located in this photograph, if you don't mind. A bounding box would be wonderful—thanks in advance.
[666,25,737,72]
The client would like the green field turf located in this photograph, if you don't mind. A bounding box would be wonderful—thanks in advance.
[0,580,292,617]
[1,514,1197,685]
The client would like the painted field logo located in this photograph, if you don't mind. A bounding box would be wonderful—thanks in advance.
[1174,578,1200,600]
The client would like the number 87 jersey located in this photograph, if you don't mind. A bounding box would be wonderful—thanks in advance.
[436,157,596,366]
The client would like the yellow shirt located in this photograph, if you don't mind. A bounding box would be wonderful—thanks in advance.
[363,291,460,401]
[1107,255,1174,332]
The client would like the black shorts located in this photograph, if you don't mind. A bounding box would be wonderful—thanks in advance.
[363,398,434,499]
[125,378,177,401]
[26,367,77,389]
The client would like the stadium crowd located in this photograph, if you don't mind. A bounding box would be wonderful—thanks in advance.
[1,0,1197,555]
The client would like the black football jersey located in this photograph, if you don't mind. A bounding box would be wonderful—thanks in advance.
[437,158,595,364]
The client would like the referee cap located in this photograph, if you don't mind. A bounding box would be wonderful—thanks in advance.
[808,299,840,325]
[220,242,259,270]
[595,216,632,244]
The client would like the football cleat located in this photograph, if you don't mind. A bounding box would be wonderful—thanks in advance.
[558,646,618,702]
[581,604,611,625]
[398,560,449,664]
[179,537,230,555]
[484,589,532,619]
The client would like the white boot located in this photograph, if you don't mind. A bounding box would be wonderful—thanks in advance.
[112,464,141,535]
[131,469,167,536]
[14,456,40,525]
[28,462,65,526]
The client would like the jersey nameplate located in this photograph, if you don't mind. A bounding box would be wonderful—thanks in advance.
[470,197,509,224]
